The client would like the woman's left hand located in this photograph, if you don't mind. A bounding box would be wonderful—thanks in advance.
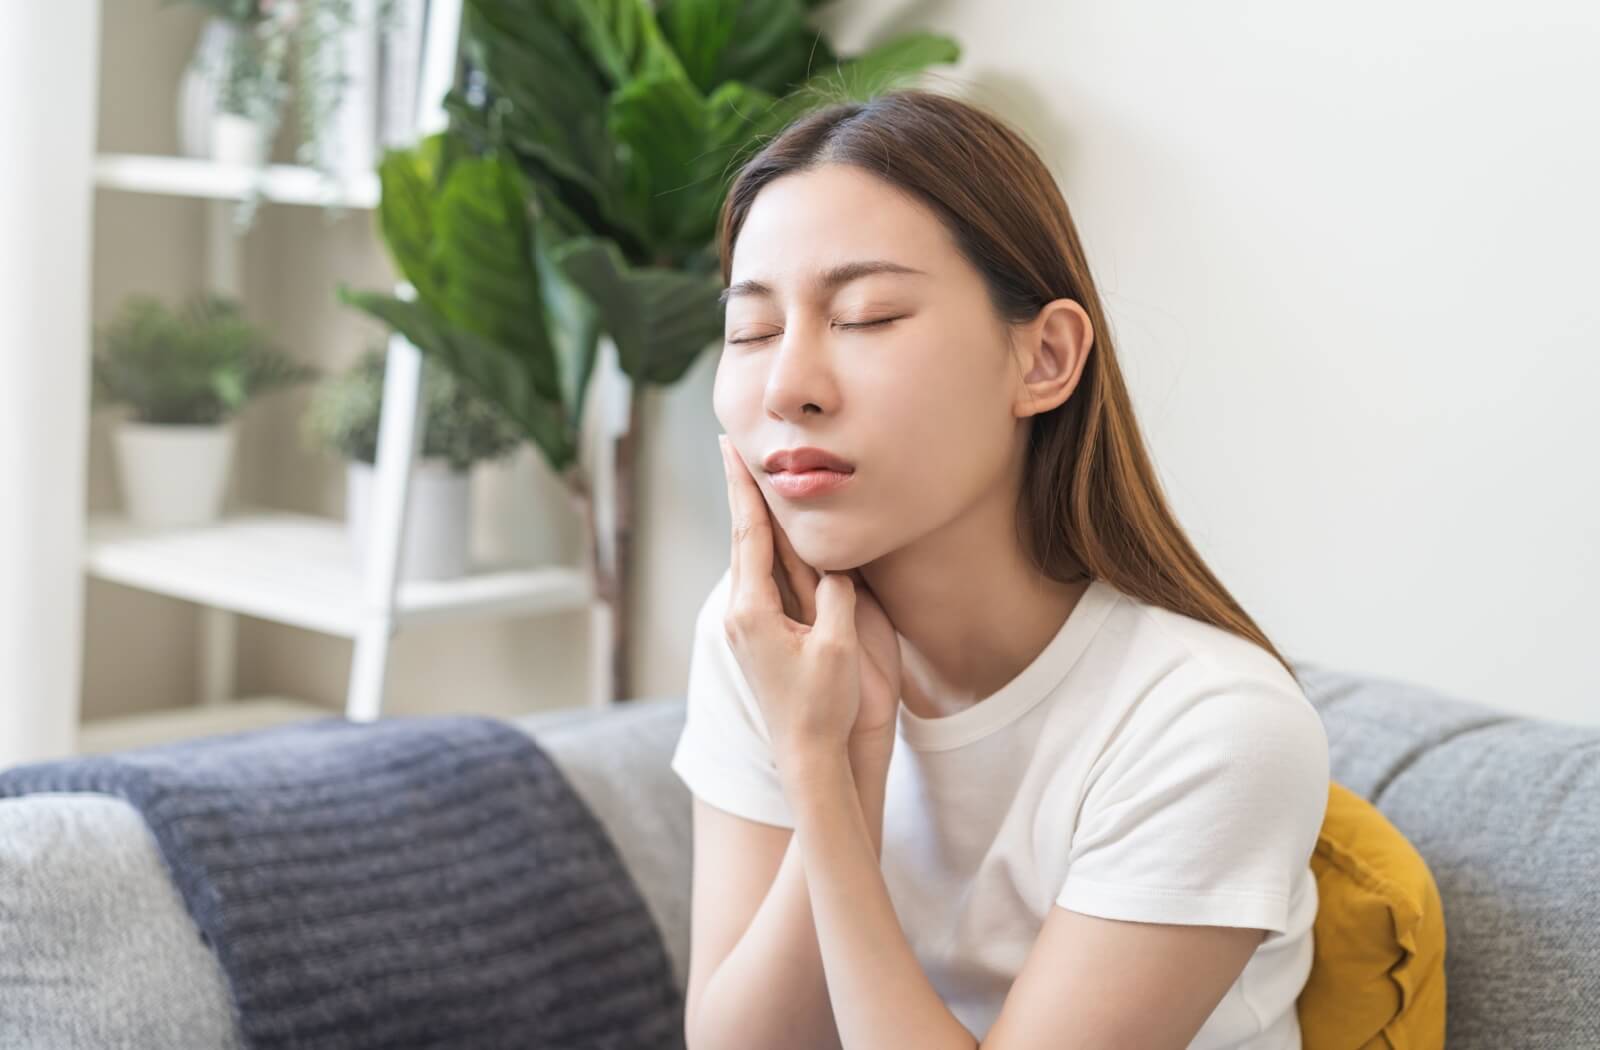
[718,433,871,769]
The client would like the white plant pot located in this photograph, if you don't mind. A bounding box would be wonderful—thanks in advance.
[113,420,236,528]
[212,111,269,168]
[346,458,471,582]
[178,18,236,158]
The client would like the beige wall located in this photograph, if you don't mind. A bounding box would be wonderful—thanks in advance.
[803,1,1599,723]
[86,1,1600,729]
[85,0,203,722]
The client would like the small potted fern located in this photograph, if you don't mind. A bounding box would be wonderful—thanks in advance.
[300,343,524,580]
[92,292,318,527]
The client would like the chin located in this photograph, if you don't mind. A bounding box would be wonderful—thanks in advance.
[784,526,867,576]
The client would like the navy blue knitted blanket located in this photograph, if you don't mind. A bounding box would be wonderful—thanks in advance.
[0,714,685,1050]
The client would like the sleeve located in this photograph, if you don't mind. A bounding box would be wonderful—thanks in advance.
[668,567,796,828]
[1055,676,1331,935]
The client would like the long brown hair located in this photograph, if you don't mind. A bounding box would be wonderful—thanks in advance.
[715,86,1300,687]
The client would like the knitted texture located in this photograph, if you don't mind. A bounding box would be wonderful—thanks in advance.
[0,714,685,1050]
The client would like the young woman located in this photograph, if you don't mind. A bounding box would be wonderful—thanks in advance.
[670,87,1330,1050]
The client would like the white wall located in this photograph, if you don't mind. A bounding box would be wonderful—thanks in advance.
[0,1,100,765]
[668,0,1594,725]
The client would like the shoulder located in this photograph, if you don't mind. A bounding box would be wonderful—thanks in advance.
[1058,591,1332,930]
[1119,586,1305,696]
[1091,588,1330,794]
[1117,587,1322,728]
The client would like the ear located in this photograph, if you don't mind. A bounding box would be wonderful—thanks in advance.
[1011,297,1093,419]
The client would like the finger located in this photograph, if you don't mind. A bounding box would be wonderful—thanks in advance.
[720,437,740,595]
[771,515,819,625]
[720,434,780,613]
[772,554,802,623]
[813,571,857,645]
[762,503,801,621]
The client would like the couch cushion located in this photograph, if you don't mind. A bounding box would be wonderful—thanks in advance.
[1295,659,1600,1049]
[1298,780,1447,1050]
[0,793,245,1048]
[512,695,695,995]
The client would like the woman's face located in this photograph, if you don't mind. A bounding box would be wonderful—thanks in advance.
[714,162,1028,573]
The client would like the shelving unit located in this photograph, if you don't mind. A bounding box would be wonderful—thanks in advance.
[77,0,623,752]
[83,507,593,638]
[92,152,379,209]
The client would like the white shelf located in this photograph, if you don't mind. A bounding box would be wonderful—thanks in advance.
[85,506,593,638]
[93,153,380,209]
[77,697,336,756]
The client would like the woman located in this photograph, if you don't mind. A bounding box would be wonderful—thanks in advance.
[670,87,1330,1050]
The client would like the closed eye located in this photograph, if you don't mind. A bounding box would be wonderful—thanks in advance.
[727,317,902,345]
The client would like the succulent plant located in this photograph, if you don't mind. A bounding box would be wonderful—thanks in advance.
[92,292,318,425]
[300,342,524,470]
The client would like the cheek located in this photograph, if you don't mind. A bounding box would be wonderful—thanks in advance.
[861,343,1007,480]
[852,352,1013,518]
[711,357,761,437]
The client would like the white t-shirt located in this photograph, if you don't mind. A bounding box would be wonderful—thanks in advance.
[670,568,1330,1049]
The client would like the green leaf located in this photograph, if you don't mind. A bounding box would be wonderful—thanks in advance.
[805,32,961,99]
[463,0,618,203]
[432,152,563,409]
[373,140,444,304]
[461,0,686,217]
[552,236,725,386]
[560,0,685,86]
[656,0,742,91]
[658,0,836,96]
[337,288,579,472]
[607,70,779,254]
[534,219,603,425]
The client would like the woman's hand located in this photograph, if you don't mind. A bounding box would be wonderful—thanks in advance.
[718,434,902,769]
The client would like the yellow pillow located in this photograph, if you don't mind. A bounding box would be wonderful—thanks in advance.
[1297,780,1448,1050]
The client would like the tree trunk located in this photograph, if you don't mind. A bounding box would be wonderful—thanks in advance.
[609,391,641,703]
[564,383,640,706]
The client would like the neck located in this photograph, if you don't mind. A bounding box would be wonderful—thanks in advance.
[857,484,1089,720]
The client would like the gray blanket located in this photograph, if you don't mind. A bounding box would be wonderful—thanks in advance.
[0,714,685,1050]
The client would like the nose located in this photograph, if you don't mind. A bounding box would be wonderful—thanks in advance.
[762,319,840,420]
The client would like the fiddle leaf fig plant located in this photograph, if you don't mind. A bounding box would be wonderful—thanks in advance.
[339,0,960,490]
[336,0,960,699]
[341,136,585,471]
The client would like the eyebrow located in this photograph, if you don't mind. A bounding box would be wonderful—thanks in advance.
[718,259,929,307]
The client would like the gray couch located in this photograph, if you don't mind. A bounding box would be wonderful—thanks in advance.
[2,661,1595,1048]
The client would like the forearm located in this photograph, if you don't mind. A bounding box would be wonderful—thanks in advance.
[790,751,977,1050]
[688,750,889,1050]
[848,741,889,856]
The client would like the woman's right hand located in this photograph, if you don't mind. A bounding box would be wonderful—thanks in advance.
[767,515,902,757]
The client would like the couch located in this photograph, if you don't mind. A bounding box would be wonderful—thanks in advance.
[2,660,1595,1047]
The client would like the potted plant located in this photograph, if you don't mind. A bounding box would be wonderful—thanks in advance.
[300,343,524,580]
[92,292,319,528]
[170,0,405,226]
[340,0,962,699]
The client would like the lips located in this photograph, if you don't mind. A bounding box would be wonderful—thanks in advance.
[766,467,854,500]
[763,446,856,474]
